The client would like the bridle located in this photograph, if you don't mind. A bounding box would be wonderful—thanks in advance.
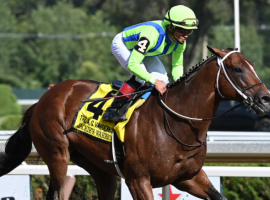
[216,51,264,110]
[160,50,265,121]
[159,50,264,147]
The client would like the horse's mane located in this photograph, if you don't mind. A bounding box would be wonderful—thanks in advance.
[167,47,238,89]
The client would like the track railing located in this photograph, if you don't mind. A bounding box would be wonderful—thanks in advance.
[2,130,270,142]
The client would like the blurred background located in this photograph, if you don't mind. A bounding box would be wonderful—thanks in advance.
[0,0,270,89]
[1,0,270,199]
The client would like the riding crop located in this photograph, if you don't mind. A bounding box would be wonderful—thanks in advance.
[81,87,154,103]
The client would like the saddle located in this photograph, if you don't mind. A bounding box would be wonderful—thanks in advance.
[73,80,153,178]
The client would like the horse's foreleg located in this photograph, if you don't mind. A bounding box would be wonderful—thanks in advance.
[172,169,227,200]
[70,150,117,200]
[125,177,154,200]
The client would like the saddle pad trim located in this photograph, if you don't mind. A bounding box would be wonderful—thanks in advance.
[72,83,116,143]
[71,83,148,144]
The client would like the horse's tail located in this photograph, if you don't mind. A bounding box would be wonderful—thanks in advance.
[0,103,36,176]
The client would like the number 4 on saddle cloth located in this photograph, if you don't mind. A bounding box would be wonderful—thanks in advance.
[72,80,153,178]
[72,80,153,144]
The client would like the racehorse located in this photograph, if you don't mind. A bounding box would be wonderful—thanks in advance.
[1,46,270,200]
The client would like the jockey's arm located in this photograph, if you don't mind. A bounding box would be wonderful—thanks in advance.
[127,32,158,85]
[127,49,167,95]
[127,50,157,85]
[171,41,186,81]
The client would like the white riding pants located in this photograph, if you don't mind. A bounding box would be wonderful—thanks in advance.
[111,32,169,84]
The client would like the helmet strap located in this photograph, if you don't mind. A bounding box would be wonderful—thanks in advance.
[168,25,175,35]
[172,34,184,44]
[167,25,183,45]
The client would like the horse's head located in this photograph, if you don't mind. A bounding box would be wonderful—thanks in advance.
[207,46,270,116]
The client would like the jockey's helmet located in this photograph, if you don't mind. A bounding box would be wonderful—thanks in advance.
[164,5,199,30]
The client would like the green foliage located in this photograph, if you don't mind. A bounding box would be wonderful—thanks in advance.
[70,176,98,199]
[1,0,269,88]
[101,0,169,30]
[0,0,21,76]
[1,1,128,88]
[0,84,21,116]
[76,61,107,82]
[0,74,26,88]
[30,172,121,199]
[0,114,22,130]
[208,25,263,66]
[14,2,117,87]
[223,177,270,200]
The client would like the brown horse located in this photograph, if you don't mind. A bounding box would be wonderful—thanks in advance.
[1,47,270,200]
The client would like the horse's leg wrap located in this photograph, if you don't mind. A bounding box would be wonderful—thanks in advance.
[103,80,138,122]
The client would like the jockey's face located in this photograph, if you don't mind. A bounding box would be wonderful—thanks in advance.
[168,25,189,44]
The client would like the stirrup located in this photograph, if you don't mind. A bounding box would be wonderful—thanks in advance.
[102,108,127,122]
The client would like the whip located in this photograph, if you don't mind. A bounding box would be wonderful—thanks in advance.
[81,87,154,103]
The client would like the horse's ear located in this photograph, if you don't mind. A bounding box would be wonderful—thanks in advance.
[207,46,226,58]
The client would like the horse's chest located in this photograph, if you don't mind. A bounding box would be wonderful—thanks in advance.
[149,149,206,187]
[173,149,206,178]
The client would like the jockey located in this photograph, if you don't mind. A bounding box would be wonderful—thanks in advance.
[103,5,199,122]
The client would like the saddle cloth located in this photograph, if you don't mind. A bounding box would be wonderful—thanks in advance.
[72,83,148,143]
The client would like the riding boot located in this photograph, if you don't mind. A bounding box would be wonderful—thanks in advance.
[102,76,141,122]
[102,90,129,122]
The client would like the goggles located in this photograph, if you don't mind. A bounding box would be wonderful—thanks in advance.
[178,18,199,27]
[175,27,193,35]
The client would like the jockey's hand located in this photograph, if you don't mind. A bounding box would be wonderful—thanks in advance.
[154,79,167,95]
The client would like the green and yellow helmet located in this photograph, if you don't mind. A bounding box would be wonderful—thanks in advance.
[164,5,199,30]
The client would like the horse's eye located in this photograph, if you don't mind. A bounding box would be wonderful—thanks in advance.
[233,67,242,73]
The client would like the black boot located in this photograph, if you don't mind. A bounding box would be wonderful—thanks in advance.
[103,76,142,122]
[102,91,128,122]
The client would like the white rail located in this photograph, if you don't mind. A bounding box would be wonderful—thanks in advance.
[17,99,38,105]
[207,131,270,141]
[0,130,16,140]
[8,165,88,175]
[7,165,270,177]
[2,131,270,142]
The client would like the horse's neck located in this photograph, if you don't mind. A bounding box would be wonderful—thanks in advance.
[167,61,222,121]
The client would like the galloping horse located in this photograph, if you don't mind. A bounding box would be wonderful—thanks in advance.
[1,47,270,200]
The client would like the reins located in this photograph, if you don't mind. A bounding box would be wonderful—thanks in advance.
[159,91,243,148]
[160,51,265,121]
[162,90,206,148]
[159,92,244,121]
[159,51,264,147]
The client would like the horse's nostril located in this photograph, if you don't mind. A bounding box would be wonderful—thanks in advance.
[262,96,270,103]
